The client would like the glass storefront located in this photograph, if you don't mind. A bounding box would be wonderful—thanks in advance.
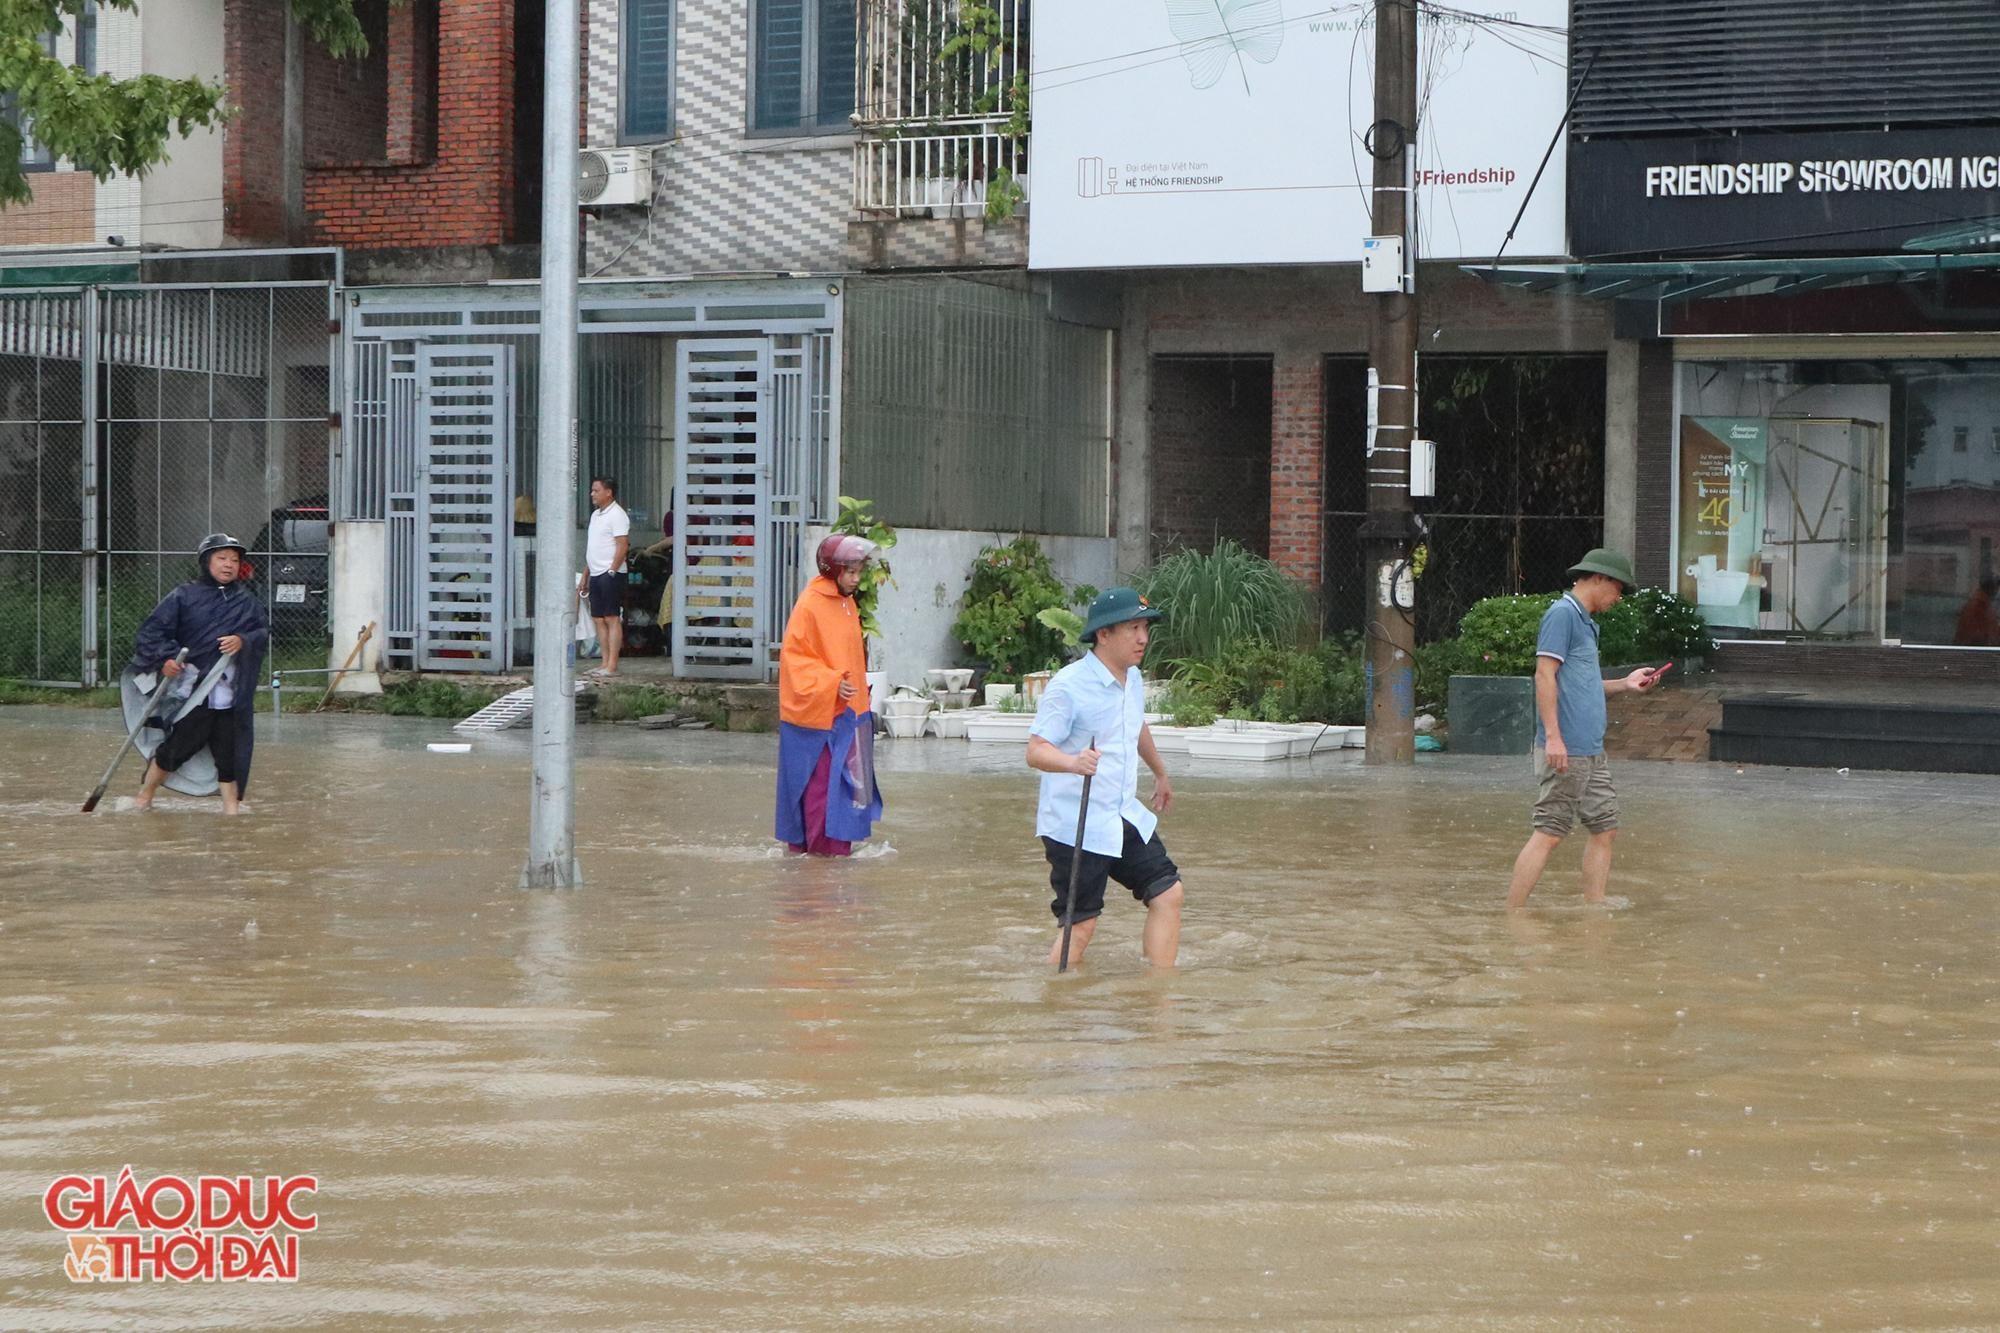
[1677,359,2000,648]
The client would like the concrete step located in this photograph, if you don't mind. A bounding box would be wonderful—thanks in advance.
[1711,694,2000,773]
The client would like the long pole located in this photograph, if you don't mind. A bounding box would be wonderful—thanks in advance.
[1363,0,1420,766]
[1056,736,1097,973]
[523,0,583,888]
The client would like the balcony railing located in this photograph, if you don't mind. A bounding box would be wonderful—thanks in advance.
[854,0,1029,217]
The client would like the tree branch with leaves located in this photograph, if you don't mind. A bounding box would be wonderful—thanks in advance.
[0,0,366,209]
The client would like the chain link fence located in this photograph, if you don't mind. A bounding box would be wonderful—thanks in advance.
[0,283,334,686]
[1324,354,1607,641]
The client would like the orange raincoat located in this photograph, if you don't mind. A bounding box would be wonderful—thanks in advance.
[779,575,872,728]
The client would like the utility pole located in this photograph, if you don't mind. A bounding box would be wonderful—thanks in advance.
[1362,0,1420,766]
[523,0,583,887]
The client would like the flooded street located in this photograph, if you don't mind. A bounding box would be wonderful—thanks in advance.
[2,708,1998,1329]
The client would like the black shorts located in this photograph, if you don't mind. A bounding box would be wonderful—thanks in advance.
[1043,820,1181,924]
[155,706,238,784]
[587,571,623,618]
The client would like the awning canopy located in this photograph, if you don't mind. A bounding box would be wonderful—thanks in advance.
[1462,253,2000,305]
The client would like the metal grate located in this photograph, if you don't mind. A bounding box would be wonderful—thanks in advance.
[855,0,1030,215]
[1571,0,2000,136]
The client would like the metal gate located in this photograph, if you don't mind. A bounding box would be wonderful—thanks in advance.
[414,346,513,671]
[674,339,769,680]
[0,282,335,687]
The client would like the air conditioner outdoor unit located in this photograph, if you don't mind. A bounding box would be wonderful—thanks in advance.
[578,147,652,207]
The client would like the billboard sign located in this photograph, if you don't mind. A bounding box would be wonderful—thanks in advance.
[1028,0,1570,270]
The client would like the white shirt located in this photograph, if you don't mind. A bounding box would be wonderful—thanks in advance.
[1029,652,1156,856]
[585,501,630,576]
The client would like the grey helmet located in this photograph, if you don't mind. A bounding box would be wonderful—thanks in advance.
[196,532,248,580]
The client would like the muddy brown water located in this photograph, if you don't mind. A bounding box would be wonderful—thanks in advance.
[1,710,1997,1329]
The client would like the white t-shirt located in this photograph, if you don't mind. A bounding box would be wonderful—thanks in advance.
[585,501,630,576]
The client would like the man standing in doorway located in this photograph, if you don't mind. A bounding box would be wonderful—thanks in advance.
[1507,549,1662,909]
[577,475,629,679]
[1026,587,1183,967]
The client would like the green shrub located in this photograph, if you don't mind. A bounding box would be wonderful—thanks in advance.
[1164,635,1364,725]
[830,496,898,639]
[1134,540,1309,667]
[1456,593,1559,676]
[1452,585,1716,678]
[1414,637,1473,714]
[1624,586,1717,660]
[951,536,1089,680]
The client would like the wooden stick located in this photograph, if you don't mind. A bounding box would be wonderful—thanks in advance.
[82,648,189,812]
[316,621,376,711]
[1057,734,1097,973]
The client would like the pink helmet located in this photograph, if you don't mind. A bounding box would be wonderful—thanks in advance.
[816,533,878,578]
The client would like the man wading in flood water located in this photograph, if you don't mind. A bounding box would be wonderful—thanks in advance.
[1507,548,1662,908]
[1027,587,1184,967]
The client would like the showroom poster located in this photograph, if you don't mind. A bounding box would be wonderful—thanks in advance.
[1678,417,1767,629]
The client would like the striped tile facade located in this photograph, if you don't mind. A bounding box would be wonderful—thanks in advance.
[582,0,851,276]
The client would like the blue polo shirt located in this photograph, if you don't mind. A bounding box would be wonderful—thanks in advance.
[1029,652,1156,856]
[1534,593,1607,756]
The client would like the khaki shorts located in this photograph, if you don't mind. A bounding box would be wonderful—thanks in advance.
[1532,748,1618,837]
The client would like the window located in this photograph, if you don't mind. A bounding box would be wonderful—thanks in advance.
[620,0,674,142]
[751,0,856,134]
[3,1,95,170]
[1991,426,2000,454]
[1953,425,1971,453]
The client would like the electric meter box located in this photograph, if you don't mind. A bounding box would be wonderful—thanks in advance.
[1410,438,1437,497]
[1361,236,1405,293]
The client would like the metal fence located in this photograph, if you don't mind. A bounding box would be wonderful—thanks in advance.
[344,283,843,679]
[1323,354,1607,641]
[0,283,336,686]
[842,276,1110,536]
[855,0,1030,215]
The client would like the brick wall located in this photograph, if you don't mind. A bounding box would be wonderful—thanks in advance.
[1150,357,1272,556]
[1270,352,1324,583]
[222,0,287,241]
[1125,266,1617,589]
[227,0,517,248]
[303,0,514,247]
[303,0,389,165]
[0,173,98,245]
[387,0,440,165]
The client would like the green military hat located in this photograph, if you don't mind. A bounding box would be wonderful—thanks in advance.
[1082,586,1163,643]
[1568,547,1637,592]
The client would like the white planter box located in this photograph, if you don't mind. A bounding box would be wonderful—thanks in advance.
[1147,725,1193,754]
[1344,726,1367,748]
[883,714,927,739]
[1185,719,1328,762]
[929,711,969,739]
[1187,726,1294,762]
[964,712,1038,744]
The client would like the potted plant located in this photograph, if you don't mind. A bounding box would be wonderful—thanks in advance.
[831,495,897,692]
[951,536,1094,695]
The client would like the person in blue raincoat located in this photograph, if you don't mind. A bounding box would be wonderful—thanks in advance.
[774,534,883,855]
[132,532,270,814]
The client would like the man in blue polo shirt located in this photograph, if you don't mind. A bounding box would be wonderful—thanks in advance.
[1026,587,1183,967]
[1506,548,1663,909]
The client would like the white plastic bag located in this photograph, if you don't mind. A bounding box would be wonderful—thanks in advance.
[575,593,595,643]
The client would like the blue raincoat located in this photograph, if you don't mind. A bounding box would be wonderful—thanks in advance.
[130,575,270,794]
[774,710,882,847]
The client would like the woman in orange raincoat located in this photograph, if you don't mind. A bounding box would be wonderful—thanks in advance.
[775,534,884,855]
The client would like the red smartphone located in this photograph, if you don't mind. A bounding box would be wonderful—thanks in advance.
[1646,661,1675,684]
